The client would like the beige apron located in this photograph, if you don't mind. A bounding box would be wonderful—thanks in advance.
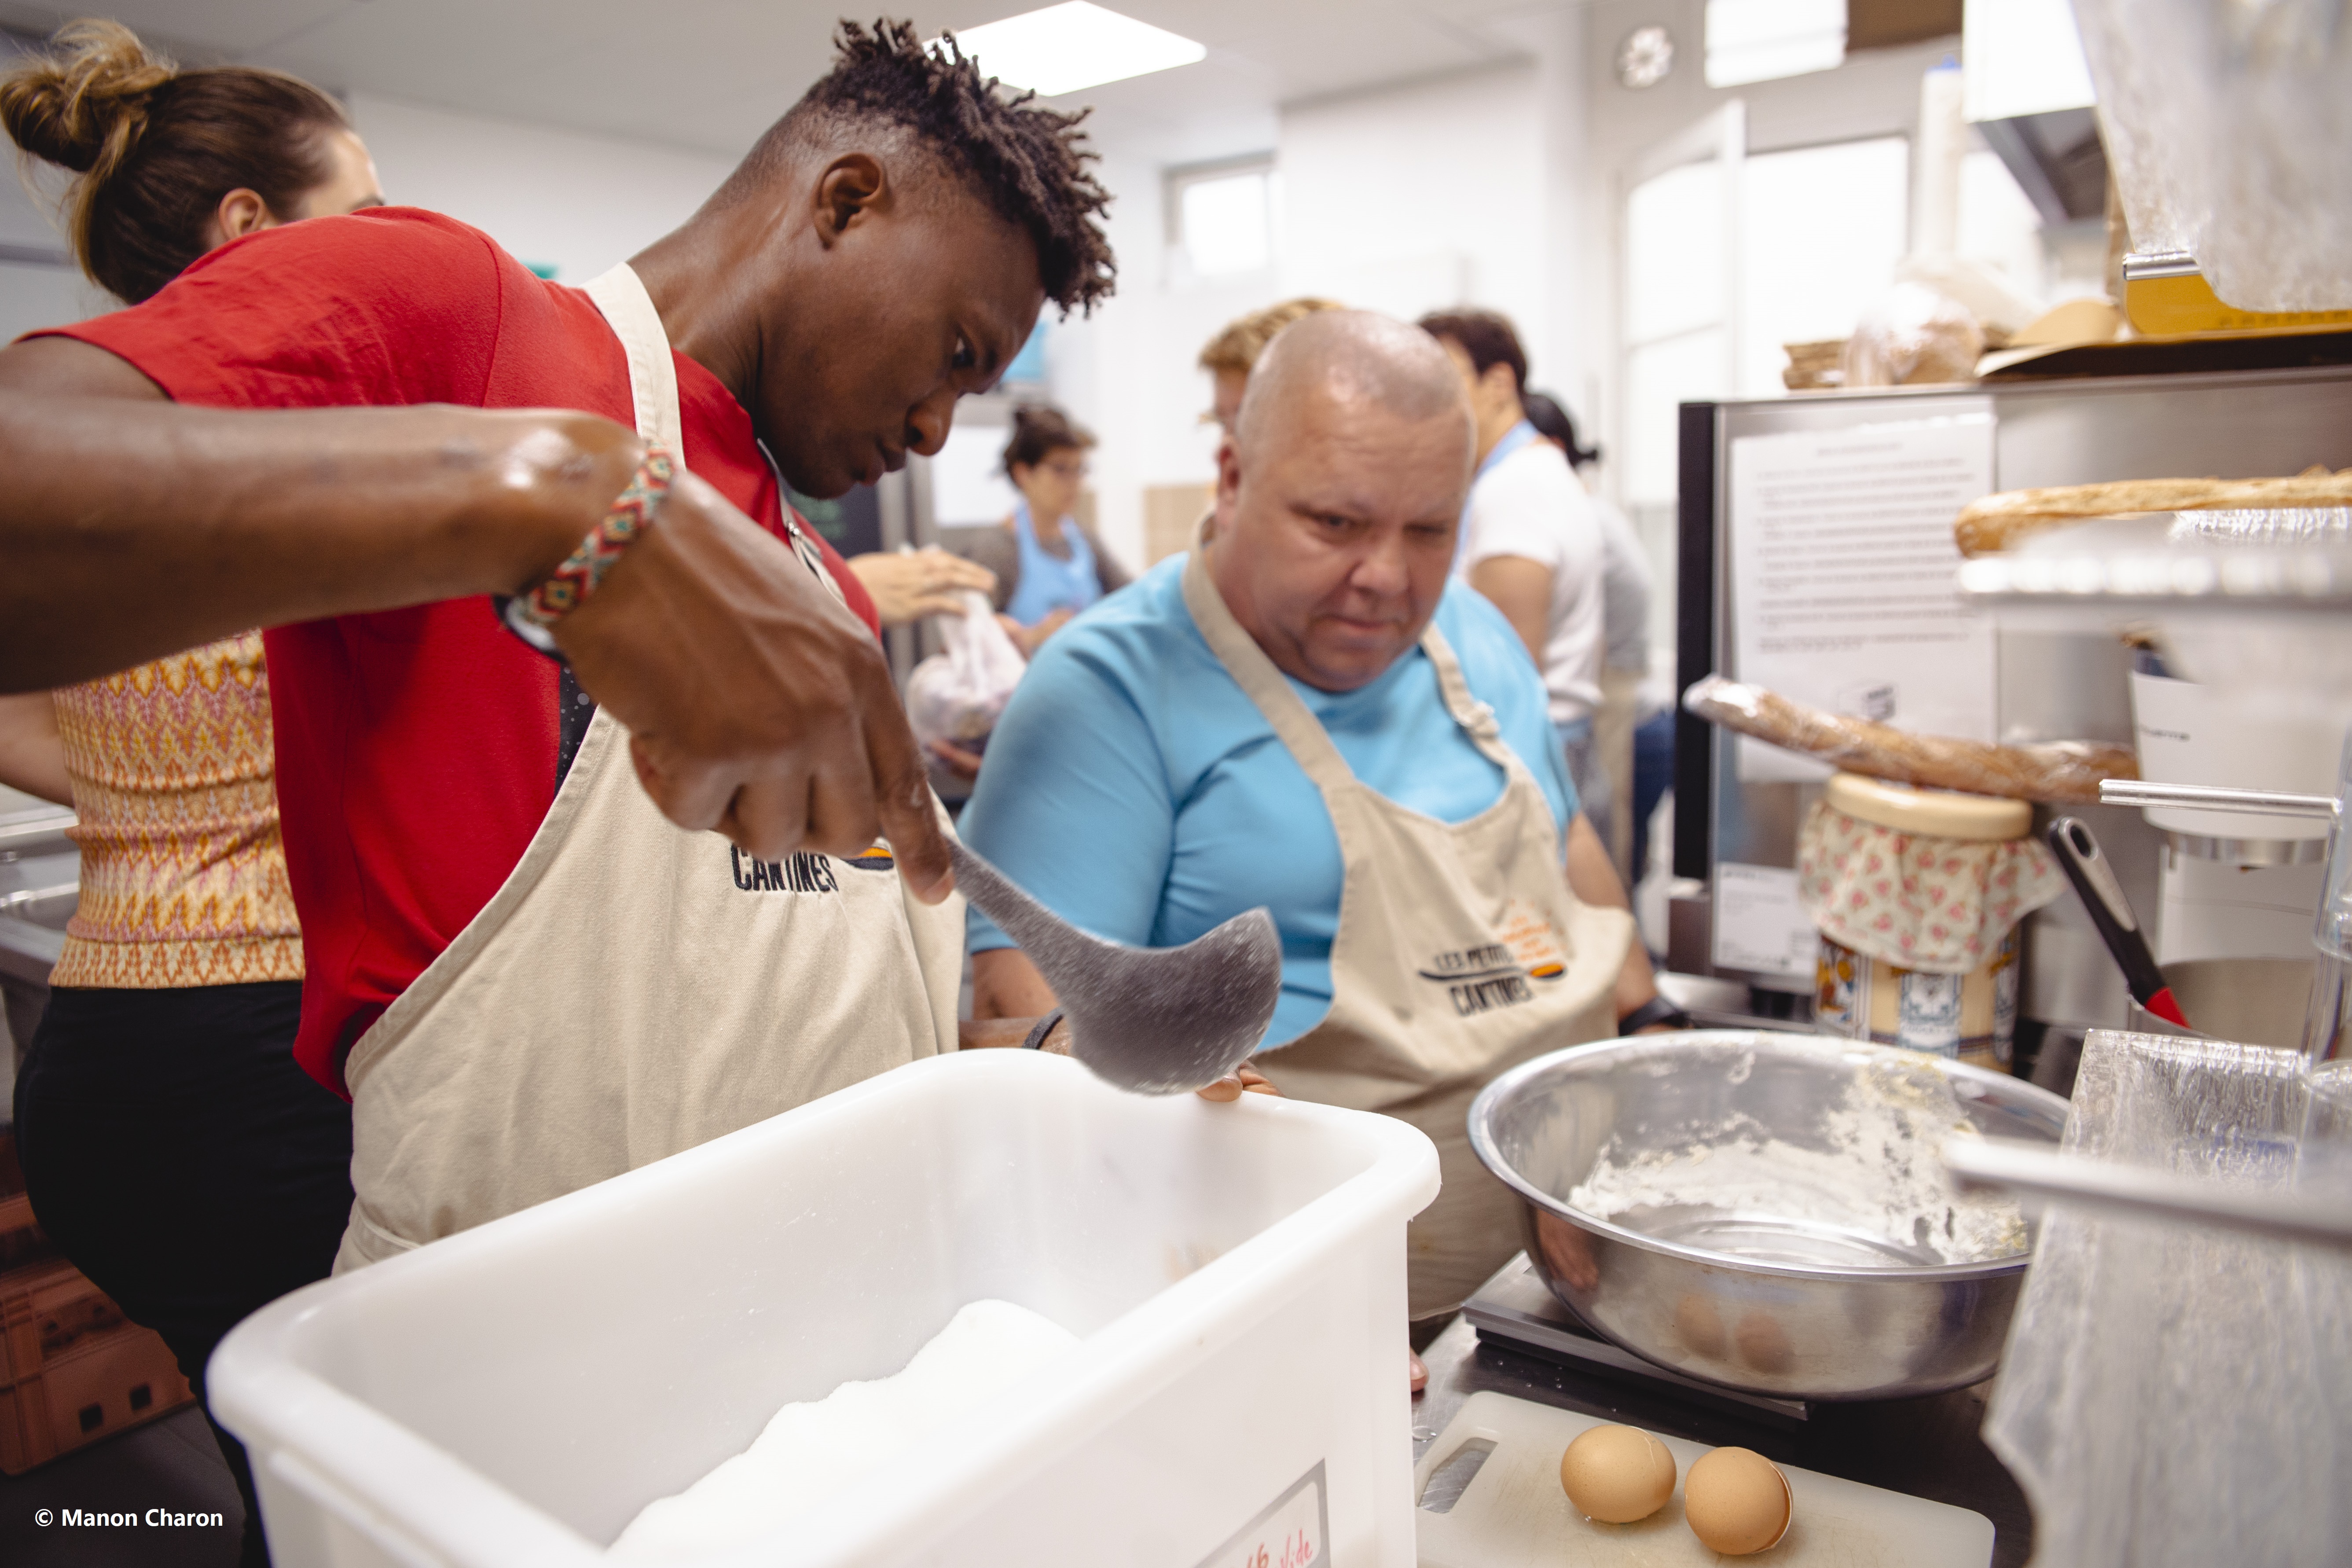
[1182,540,1631,1318]
[333,264,964,1272]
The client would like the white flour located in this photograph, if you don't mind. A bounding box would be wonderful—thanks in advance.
[1567,1055,2028,1264]
[610,1300,1079,1559]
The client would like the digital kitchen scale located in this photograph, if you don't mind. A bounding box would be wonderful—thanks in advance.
[1460,1256,1811,1429]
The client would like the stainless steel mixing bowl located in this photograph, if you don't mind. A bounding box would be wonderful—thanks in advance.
[1468,1030,2071,1401]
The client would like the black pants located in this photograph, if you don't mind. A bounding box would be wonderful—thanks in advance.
[13,981,353,1568]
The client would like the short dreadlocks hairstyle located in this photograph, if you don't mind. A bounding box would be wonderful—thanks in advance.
[744,18,1115,315]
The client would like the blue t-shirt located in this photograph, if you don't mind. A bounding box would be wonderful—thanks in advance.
[961,555,1579,1049]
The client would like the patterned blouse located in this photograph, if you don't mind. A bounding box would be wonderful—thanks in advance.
[50,632,303,988]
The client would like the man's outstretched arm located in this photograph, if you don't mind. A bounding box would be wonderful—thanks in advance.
[0,343,950,896]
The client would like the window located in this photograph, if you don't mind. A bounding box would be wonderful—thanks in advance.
[1168,158,1276,279]
[1620,107,1743,509]
[1956,147,2049,299]
[928,419,1023,528]
[1737,136,1910,397]
[1618,123,1913,503]
[1626,161,1728,345]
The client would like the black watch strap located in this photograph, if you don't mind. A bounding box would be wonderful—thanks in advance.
[1617,995,1692,1036]
[1022,1007,1067,1051]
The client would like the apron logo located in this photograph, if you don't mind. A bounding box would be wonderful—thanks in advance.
[1496,899,1571,980]
[729,846,840,894]
[1445,972,1535,1015]
[1418,944,1537,1016]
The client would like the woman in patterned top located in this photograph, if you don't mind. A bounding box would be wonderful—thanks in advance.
[0,22,382,1564]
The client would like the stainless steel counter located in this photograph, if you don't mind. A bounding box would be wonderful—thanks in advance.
[1411,1312,2033,1568]
[0,808,76,1078]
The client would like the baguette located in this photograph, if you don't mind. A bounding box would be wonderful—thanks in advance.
[1683,676,2137,804]
[1954,466,2352,556]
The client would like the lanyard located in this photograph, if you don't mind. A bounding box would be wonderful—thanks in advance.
[1476,419,1539,484]
[756,438,842,582]
[1454,419,1541,571]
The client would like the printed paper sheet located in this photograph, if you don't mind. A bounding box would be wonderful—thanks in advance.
[1728,411,1997,783]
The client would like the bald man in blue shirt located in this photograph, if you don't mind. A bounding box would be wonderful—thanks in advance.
[962,310,1671,1322]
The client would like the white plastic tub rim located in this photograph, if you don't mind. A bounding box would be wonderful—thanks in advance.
[209,1050,1441,1568]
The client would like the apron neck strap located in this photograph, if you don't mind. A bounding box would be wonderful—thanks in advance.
[1179,516,1529,789]
[581,264,683,456]
[1418,622,1521,770]
[582,262,842,610]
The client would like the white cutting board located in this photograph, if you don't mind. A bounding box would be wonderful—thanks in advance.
[1414,1392,1994,1568]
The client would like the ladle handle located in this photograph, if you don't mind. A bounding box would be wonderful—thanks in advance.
[948,837,1098,962]
[1944,1137,2352,1251]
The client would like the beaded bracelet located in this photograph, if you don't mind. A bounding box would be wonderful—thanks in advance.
[496,446,676,658]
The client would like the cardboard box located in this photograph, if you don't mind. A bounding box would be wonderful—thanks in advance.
[0,1142,200,1473]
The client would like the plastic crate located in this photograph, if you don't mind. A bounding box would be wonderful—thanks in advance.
[213,1049,1440,1568]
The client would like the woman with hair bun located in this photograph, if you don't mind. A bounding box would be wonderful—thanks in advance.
[0,21,381,1564]
[965,403,1130,656]
[0,19,381,303]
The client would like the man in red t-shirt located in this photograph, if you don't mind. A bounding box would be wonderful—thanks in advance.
[0,21,1121,1266]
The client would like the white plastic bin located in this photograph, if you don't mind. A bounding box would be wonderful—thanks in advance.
[211,1049,1440,1568]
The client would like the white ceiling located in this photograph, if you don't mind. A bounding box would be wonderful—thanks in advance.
[0,1,1574,166]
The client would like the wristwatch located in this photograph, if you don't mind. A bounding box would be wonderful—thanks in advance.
[1616,995,1692,1036]
[1022,1007,1068,1052]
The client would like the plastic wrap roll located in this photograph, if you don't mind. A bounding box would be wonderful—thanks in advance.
[1982,1032,2350,1568]
[1682,676,2137,804]
[2074,0,2352,315]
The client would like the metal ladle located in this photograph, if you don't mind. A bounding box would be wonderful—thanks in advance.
[950,839,1282,1094]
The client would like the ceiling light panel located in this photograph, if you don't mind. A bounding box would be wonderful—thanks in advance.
[1705,0,1847,88]
[944,2,1208,97]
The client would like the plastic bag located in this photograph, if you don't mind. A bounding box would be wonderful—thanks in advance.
[904,591,1026,753]
[1682,675,2138,804]
[1840,282,1984,388]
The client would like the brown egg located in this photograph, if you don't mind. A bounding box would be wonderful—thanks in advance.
[1674,1292,1726,1358]
[1558,1424,1677,1524]
[1684,1446,1793,1555]
[1734,1311,1794,1374]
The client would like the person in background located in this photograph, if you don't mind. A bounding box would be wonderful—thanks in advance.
[963,312,1681,1349]
[1197,295,1343,434]
[0,22,382,1564]
[1521,391,1672,891]
[847,545,998,626]
[1417,308,1611,851]
[0,691,69,804]
[961,403,1130,655]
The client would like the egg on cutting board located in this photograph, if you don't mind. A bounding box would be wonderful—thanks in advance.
[1684,1445,1793,1554]
[1558,1423,1677,1523]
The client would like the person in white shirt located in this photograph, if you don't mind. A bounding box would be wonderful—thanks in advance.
[1419,309,1610,843]
[1525,389,1676,888]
